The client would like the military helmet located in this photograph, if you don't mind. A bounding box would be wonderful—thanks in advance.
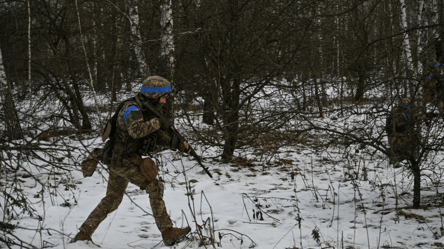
[141,76,172,99]
[401,98,411,105]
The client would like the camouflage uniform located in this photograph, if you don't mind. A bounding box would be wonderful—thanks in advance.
[385,98,420,164]
[76,76,189,244]
[423,62,444,117]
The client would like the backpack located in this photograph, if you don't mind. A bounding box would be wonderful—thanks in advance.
[100,98,134,165]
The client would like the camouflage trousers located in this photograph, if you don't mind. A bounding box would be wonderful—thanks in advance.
[79,156,173,236]
[388,134,418,164]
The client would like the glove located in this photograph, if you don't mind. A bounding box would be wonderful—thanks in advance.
[177,141,191,153]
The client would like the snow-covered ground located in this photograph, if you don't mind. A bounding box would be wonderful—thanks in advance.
[9,133,444,249]
[4,83,444,249]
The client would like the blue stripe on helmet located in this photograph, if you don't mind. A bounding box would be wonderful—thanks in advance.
[124,105,139,123]
[141,85,172,93]
[426,76,432,80]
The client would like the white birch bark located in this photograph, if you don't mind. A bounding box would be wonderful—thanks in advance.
[128,0,149,77]
[400,0,415,76]
[160,0,175,76]
[415,0,426,75]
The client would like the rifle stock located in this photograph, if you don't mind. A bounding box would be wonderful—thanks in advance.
[143,101,213,178]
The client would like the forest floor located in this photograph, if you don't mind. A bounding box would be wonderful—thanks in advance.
[8,129,444,249]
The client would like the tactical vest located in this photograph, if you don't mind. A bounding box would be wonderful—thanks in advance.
[101,96,162,168]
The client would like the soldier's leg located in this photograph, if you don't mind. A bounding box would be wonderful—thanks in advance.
[145,179,173,232]
[79,169,128,236]
[118,156,173,233]
[117,155,190,245]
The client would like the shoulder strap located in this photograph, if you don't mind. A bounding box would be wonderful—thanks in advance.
[101,97,136,142]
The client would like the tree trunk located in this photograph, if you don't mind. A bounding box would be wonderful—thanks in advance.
[314,78,324,118]
[317,5,327,106]
[221,77,240,159]
[355,72,365,102]
[128,0,149,78]
[28,0,32,116]
[160,0,175,77]
[438,0,444,62]
[411,160,421,208]
[89,2,99,90]
[0,47,23,141]
[160,0,175,121]
[400,0,415,95]
[202,97,215,125]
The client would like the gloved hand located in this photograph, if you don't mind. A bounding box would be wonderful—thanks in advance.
[177,141,191,153]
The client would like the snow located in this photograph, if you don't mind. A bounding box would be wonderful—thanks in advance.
[3,85,444,249]
[5,134,444,249]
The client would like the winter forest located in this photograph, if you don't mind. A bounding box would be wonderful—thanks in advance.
[2,0,444,248]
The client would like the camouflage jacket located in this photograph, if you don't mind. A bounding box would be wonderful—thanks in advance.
[386,104,416,136]
[114,93,173,156]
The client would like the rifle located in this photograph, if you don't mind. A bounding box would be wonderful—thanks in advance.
[143,101,213,178]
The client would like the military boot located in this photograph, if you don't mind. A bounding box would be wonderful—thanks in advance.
[162,227,191,246]
[70,231,92,243]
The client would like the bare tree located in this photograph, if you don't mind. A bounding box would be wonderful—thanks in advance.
[175,0,314,159]
[128,0,149,78]
[0,47,23,141]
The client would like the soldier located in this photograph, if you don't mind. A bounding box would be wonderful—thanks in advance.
[385,98,420,165]
[72,76,191,246]
[423,62,444,117]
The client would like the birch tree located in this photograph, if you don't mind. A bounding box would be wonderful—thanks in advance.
[160,0,174,78]
[399,0,415,96]
[128,0,149,78]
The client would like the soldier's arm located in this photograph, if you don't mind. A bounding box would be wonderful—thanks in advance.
[122,105,161,139]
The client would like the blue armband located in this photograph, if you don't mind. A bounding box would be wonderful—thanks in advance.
[124,105,139,123]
